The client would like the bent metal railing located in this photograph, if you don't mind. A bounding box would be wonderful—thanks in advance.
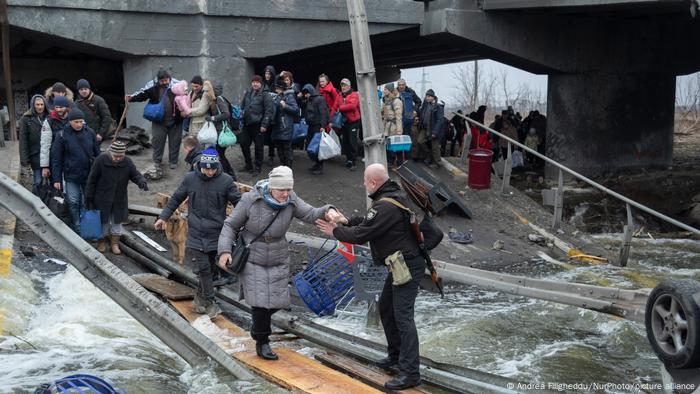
[0,172,254,381]
[455,113,700,266]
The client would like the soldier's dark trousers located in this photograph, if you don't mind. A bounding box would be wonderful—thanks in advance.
[187,248,217,301]
[251,307,279,344]
[379,253,425,378]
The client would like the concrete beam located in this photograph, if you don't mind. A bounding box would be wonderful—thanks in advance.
[545,73,675,177]
[7,0,424,24]
[424,7,700,75]
[7,7,412,58]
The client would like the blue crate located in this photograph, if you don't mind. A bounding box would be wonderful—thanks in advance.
[386,135,412,152]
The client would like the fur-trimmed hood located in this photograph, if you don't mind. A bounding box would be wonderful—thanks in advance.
[44,85,74,101]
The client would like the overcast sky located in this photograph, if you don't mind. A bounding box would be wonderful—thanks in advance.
[400,60,699,109]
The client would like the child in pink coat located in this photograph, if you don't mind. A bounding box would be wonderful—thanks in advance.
[172,80,191,116]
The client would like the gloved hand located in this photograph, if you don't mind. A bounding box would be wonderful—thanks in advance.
[139,182,149,191]
[207,116,215,122]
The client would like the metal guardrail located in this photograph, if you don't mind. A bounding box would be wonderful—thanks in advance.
[456,113,700,266]
[0,172,254,381]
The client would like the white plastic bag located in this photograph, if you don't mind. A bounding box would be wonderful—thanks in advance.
[197,121,218,147]
[511,150,524,168]
[318,131,341,160]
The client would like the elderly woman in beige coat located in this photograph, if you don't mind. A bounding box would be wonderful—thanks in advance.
[218,166,339,360]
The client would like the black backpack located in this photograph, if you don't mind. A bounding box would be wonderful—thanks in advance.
[379,197,444,250]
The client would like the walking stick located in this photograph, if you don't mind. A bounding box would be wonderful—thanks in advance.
[112,102,130,143]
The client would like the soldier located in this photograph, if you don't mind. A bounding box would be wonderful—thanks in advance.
[315,163,424,390]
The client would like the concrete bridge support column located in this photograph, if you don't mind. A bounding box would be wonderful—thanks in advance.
[124,56,253,131]
[545,73,675,178]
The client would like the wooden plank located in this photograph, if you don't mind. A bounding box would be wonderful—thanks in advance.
[132,274,194,300]
[169,300,381,394]
[316,352,429,394]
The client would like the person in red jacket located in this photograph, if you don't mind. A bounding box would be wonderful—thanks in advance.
[317,73,339,116]
[334,78,362,171]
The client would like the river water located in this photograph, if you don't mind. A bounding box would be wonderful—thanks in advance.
[1,235,698,392]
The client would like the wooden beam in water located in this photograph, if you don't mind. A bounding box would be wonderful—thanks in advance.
[169,300,382,394]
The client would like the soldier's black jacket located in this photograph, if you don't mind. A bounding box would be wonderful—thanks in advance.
[333,180,420,264]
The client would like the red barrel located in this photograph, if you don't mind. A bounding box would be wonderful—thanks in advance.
[468,149,493,189]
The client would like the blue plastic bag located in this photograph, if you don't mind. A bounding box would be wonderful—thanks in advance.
[293,118,308,142]
[330,111,344,130]
[80,209,102,240]
[306,132,321,161]
[143,89,168,122]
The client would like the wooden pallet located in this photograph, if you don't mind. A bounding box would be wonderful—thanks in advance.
[170,300,382,394]
[316,352,430,394]
[132,273,194,300]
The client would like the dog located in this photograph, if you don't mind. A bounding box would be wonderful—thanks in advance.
[164,210,188,265]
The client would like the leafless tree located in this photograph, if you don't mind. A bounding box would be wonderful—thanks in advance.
[499,69,529,109]
[451,61,497,113]
[676,73,700,134]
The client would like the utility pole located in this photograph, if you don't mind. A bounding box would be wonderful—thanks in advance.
[418,67,431,98]
[0,0,15,145]
[472,60,478,110]
[346,0,386,193]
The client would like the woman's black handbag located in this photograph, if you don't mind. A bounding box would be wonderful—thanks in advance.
[226,211,280,274]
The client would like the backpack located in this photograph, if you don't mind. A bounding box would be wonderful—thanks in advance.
[400,90,414,121]
[379,197,444,250]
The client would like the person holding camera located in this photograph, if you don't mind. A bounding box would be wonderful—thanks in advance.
[155,149,241,318]
[217,166,338,361]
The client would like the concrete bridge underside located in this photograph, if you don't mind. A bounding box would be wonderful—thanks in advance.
[4,0,700,177]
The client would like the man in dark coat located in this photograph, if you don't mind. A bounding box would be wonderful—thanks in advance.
[155,149,241,318]
[418,89,445,168]
[75,79,112,143]
[50,108,101,232]
[240,75,274,175]
[316,164,424,390]
[126,68,183,169]
[19,94,48,194]
[85,140,148,254]
[301,84,329,175]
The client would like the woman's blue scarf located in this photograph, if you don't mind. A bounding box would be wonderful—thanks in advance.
[257,180,291,210]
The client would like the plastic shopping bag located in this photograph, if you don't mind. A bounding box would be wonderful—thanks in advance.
[80,209,102,240]
[318,130,341,160]
[197,121,218,147]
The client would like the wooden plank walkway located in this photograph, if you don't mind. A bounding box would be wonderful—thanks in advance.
[170,300,383,394]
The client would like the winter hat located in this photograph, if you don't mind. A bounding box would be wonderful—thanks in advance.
[53,96,70,108]
[384,82,395,92]
[190,75,203,85]
[156,68,170,79]
[268,166,294,190]
[425,89,435,98]
[109,140,127,155]
[76,79,91,91]
[274,75,286,89]
[67,108,85,121]
[199,148,220,169]
[51,82,67,93]
[251,75,263,83]
[340,78,351,87]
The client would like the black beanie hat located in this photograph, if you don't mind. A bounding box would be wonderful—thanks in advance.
[76,79,91,91]
[274,75,286,89]
[67,108,85,121]
[425,89,435,98]
[190,75,203,85]
[52,82,67,93]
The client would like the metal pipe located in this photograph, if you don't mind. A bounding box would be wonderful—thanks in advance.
[119,242,171,278]
[457,113,700,236]
[0,174,255,381]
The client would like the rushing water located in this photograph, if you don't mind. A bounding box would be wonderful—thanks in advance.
[0,260,268,393]
[1,235,698,393]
